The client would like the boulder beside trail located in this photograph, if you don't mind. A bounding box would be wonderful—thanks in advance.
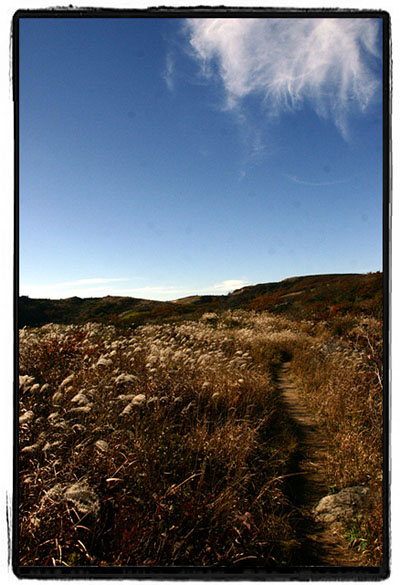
[313,486,370,528]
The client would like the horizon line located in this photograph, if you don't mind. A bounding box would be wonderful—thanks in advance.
[19,270,382,302]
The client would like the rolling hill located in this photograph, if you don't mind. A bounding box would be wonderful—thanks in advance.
[19,272,383,328]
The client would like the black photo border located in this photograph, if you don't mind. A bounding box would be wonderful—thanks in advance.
[12,6,391,580]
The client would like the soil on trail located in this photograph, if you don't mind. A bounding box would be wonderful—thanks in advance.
[277,361,362,567]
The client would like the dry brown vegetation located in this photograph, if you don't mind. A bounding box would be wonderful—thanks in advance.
[290,316,384,563]
[18,310,383,567]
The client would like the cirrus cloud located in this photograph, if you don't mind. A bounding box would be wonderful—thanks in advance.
[21,278,251,301]
[164,52,175,92]
[185,18,380,135]
[211,279,248,292]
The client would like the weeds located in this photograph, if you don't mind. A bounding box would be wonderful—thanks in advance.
[289,316,383,564]
[18,311,383,567]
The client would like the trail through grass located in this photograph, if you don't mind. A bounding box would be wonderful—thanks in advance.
[277,362,364,566]
[18,310,383,567]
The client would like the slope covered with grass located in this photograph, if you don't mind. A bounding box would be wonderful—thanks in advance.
[19,272,383,328]
[18,309,383,567]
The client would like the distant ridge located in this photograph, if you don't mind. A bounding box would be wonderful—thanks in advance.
[19,272,383,327]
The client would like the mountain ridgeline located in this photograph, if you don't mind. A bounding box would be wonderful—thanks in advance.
[19,272,383,328]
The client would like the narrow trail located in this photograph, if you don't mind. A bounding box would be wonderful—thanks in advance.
[277,361,362,567]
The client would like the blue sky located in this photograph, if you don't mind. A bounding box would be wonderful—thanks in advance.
[19,16,383,300]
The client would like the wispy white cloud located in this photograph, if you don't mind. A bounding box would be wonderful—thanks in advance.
[210,279,248,292]
[61,277,131,286]
[164,53,175,91]
[99,282,249,300]
[21,278,137,299]
[185,18,380,136]
[21,283,178,301]
[21,279,250,301]
[284,173,352,187]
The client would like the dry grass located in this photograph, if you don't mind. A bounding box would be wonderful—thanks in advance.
[19,315,299,566]
[18,311,384,567]
[289,316,383,564]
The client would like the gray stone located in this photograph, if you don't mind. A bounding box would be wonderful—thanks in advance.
[313,486,370,526]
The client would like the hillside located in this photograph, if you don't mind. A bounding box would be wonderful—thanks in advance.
[19,272,383,328]
[18,295,166,328]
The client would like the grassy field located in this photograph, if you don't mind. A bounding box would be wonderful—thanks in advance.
[18,309,383,567]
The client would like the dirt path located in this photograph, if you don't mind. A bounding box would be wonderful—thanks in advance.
[277,362,362,567]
